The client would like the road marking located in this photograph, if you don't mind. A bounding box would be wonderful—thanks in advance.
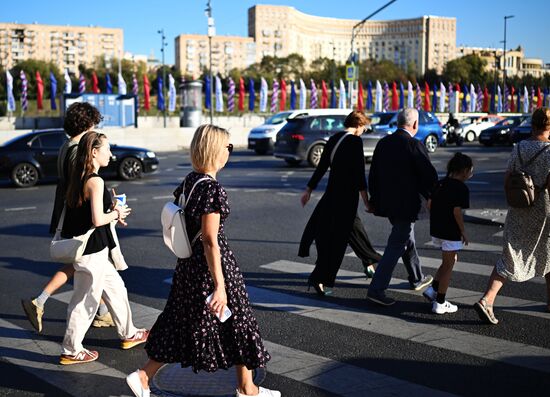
[152,195,173,200]
[262,260,550,320]
[493,230,504,237]
[46,291,455,397]
[126,198,138,202]
[176,165,190,169]
[243,189,269,193]
[277,192,298,196]
[15,187,38,191]
[157,156,168,160]
[4,206,37,212]
[165,168,175,172]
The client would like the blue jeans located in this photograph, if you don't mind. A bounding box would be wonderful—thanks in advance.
[368,218,424,295]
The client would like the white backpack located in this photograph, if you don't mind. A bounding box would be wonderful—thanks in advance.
[161,177,210,258]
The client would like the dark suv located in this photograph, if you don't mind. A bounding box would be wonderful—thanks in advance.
[273,114,348,167]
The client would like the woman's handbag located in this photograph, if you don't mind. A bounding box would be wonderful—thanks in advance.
[50,206,95,263]
[161,177,210,258]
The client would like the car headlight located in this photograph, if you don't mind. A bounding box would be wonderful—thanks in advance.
[146,151,156,158]
[499,128,509,134]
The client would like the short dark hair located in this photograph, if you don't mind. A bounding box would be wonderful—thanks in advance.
[446,152,473,177]
[344,110,371,129]
[63,103,103,137]
[531,107,550,134]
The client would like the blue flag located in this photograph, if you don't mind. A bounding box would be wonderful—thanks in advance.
[157,75,165,111]
[204,76,211,110]
[544,87,549,108]
[399,82,405,109]
[462,84,469,113]
[50,71,57,111]
[366,81,373,110]
[290,80,297,110]
[248,78,255,111]
[330,80,337,109]
[106,74,113,94]
[432,84,438,112]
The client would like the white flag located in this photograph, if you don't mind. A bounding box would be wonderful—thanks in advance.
[439,82,446,112]
[523,86,529,113]
[64,69,72,94]
[260,77,268,112]
[469,83,476,113]
[118,72,127,95]
[375,80,383,112]
[6,71,16,112]
[338,79,346,109]
[215,75,223,112]
[299,78,307,109]
[168,74,176,112]
[407,81,414,108]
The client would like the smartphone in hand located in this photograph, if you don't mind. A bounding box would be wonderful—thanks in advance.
[205,293,232,322]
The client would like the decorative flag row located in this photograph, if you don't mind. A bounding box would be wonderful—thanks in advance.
[203,75,550,114]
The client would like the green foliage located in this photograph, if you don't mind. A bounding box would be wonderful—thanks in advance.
[9,59,62,100]
[442,54,489,84]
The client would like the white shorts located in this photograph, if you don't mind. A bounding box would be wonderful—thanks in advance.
[431,237,463,252]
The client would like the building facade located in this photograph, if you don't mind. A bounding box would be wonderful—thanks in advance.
[175,34,256,77]
[0,22,123,74]
[248,5,456,74]
[457,46,549,79]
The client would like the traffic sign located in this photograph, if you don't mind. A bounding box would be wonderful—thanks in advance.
[346,64,357,81]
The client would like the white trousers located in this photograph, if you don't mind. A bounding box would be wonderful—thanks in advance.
[62,247,137,355]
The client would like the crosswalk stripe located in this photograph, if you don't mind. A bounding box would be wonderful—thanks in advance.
[345,252,545,285]
[260,260,550,321]
[45,292,456,396]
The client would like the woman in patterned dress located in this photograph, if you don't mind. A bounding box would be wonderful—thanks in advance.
[126,125,280,397]
[475,108,550,324]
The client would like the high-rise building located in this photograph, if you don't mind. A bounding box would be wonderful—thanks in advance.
[175,34,256,77]
[0,22,123,74]
[248,5,456,74]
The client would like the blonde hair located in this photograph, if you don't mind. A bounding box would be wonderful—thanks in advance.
[190,124,230,172]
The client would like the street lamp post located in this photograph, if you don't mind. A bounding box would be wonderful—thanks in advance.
[158,29,167,128]
[205,1,215,124]
[348,0,397,108]
[502,15,514,107]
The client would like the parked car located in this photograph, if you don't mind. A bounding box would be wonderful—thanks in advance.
[368,110,445,153]
[0,129,159,188]
[510,117,533,144]
[460,115,503,142]
[479,116,529,146]
[247,111,294,154]
[273,109,353,167]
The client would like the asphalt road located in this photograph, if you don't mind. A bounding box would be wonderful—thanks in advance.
[0,142,549,397]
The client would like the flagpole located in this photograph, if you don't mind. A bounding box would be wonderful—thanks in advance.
[158,29,167,128]
[206,1,215,124]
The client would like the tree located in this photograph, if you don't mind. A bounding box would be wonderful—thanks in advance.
[360,59,407,83]
[443,54,489,85]
[10,59,62,100]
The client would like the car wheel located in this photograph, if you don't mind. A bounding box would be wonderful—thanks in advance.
[255,148,268,155]
[284,158,302,166]
[424,135,438,153]
[118,157,143,180]
[465,130,476,142]
[11,163,39,188]
[308,143,325,167]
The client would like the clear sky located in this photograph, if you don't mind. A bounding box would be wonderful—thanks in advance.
[3,0,549,66]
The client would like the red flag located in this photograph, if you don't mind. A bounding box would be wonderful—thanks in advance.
[92,72,100,93]
[280,79,287,111]
[321,80,328,109]
[537,87,543,108]
[423,82,430,111]
[238,77,245,112]
[391,81,398,110]
[510,86,515,112]
[482,87,489,112]
[357,81,364,110]
[36,71,44,110]
[143,75,151,111]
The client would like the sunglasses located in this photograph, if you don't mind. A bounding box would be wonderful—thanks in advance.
[226,143,234,154]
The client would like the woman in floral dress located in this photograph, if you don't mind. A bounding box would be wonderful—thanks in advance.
[475,108,550,324]
[126,125,280,397]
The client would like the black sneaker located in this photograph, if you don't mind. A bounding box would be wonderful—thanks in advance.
[411,275,433,291]
[366,292,395,306]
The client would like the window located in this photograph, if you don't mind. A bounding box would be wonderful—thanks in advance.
[38,133,66,148]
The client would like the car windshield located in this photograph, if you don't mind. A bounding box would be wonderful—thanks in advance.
[496,118,517,127]
[371,113,395,125]
[519,117,532,127]
[265,112,293,125]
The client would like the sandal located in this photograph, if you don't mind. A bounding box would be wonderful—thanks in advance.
[474,297,499,325]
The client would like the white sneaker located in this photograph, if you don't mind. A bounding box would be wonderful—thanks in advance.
[432,300,458,314]
[422,285,437,302]
[236,386,281,397]
[126,370,150,397]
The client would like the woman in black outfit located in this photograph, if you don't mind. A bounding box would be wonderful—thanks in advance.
[299,111,379,295]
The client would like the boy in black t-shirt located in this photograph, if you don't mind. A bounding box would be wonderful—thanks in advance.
[424,153,473,314]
